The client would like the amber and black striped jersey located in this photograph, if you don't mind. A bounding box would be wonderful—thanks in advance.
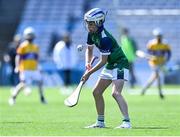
[17,40,39,72]
[147,39,171,67]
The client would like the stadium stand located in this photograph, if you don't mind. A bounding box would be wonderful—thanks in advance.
[0,0,26,59]
[16,0,84,59]
[1,0,179,85]
[15,0,180,62]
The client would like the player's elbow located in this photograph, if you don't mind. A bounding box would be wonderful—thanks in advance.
[101,55,108,64]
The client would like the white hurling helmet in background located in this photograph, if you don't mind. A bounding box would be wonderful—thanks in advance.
[153,28,162,36]
[23,27,36,40]
[84,8,106,27]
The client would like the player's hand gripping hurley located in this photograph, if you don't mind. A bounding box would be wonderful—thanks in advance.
[64,56,98,107]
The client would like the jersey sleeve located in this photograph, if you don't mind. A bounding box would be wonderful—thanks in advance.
[16,45,24,55]
[99,37,112,55]
[87,33,94,45]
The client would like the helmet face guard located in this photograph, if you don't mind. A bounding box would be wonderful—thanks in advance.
[84,8,106,28]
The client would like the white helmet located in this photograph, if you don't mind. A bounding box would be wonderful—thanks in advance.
[84,8,106,27]
[23,27,35,40]
[152,28,162,36]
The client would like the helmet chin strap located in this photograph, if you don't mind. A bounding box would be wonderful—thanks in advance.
[96,25,104,33]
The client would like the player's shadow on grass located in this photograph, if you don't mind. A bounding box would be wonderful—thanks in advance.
[133,126,169,129]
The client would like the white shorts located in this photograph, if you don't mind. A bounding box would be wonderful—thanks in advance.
[19,70,42,85]
[100,67,129,81]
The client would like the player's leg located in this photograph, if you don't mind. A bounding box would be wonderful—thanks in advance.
[112,80,130,119]
[37,80,47,104]
[141,70,157,95]
[9,82,25,105]
[8,72,26,105]
[157,70,164,99]
[129,62,136,88]
[64,69,71,86]
[34,70,47,104]
[85,78,111,128]
[93,78,111,116]
[111,69,131,129]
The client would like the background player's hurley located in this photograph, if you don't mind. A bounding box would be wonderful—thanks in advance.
[136,50,156,60]
[64,56,98,107]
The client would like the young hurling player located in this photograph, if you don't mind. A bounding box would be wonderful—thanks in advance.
[81,8,131,128]
[8,27,47,105]
[141,28,171,99]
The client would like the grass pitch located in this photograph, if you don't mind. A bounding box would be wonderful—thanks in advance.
[0,85,180,136]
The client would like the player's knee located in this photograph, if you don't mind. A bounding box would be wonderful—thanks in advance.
[93,90,99,97]
[112,91,121,98]
[19,82,26,87]
[93,89,102,97]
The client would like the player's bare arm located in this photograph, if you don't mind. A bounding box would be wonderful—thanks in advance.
[85,45,93,70]
[82,54,108,82]
[14,54,20,73]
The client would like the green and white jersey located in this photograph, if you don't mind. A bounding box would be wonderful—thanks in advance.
[87,27,129,70]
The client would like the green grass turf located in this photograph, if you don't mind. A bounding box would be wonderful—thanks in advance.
[0,86,180,136]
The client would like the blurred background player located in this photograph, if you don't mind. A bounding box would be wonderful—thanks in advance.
[8,27,47,105]
[120,28,138,88]
[141,28,171,99]
[82,8,131,129]
[6,34,21,87]
[48,31,61,56]
[53,33,77,93]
